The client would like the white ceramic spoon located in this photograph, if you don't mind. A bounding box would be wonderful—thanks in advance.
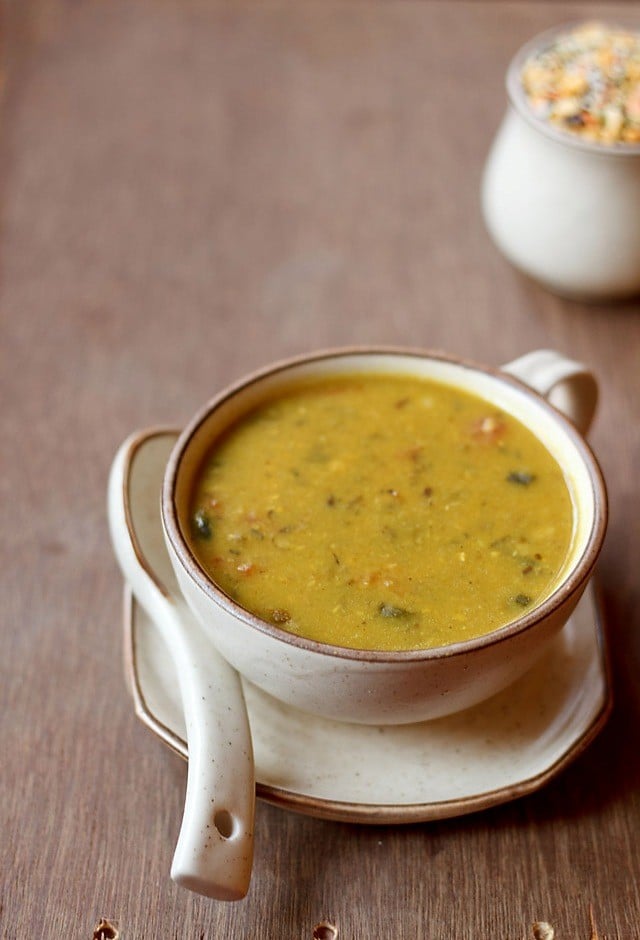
[108,428,255,900]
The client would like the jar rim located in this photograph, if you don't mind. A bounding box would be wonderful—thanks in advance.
[506,19,640,157]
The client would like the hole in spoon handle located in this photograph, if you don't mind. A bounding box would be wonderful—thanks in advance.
[213,809,236,839]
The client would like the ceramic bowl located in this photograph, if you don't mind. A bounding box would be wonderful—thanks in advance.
[161,348,607,725]
[482,21,640,301]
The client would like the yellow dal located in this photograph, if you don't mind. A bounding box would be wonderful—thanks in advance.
[189,374,573,651]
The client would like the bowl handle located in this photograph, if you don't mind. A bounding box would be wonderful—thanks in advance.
[502,350,598,435]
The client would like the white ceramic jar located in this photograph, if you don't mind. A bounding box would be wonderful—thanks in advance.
[482,23,640,301]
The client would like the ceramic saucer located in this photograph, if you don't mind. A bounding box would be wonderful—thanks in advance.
[123,580,611,824]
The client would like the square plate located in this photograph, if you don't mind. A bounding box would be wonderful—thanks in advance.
[123,581,611,824]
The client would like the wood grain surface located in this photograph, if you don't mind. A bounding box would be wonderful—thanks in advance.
[1,2,639,937]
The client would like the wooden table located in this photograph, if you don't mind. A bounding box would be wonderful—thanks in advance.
[3,2,639,936]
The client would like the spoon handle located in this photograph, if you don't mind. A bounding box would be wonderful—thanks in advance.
[108,431,254,900]
[164,599,254,900]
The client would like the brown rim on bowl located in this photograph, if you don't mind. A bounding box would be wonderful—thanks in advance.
[506,20,640,157]
[161,346,608,663]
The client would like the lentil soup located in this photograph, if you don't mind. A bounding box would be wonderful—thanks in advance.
[188,374,574,651]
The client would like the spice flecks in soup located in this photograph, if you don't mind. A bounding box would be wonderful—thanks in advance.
[189,375,573,651]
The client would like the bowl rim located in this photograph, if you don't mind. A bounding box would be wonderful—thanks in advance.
[161,345,608,664]
[505,18,640,157]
